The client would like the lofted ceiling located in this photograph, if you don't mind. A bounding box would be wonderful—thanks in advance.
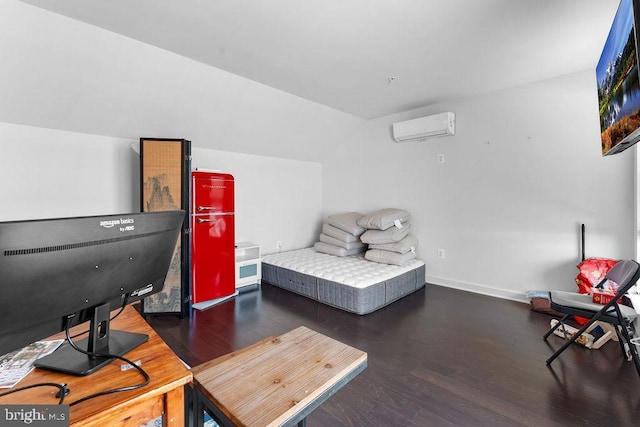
[19,0,620,119]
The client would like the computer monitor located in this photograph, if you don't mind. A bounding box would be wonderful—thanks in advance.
[0,210,184,375]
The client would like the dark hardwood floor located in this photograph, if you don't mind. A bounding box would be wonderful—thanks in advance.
[145,284,640,426]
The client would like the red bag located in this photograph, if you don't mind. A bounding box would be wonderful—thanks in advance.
[576,258,617,294]
[574,258,617,324]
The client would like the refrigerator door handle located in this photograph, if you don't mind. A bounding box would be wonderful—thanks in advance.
[196,218,218,223]
[196,206,218,212]
[195,213,233,223]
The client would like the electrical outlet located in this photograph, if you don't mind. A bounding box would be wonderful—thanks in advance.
[437,154,445,164]
[276,241,282,251]
[437,248,445,259]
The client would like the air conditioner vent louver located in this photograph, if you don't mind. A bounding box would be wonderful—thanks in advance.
[392,112,455,142]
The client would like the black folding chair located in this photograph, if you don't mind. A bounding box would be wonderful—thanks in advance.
[543,259,640,376]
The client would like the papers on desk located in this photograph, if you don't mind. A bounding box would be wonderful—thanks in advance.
[0,340,63,388]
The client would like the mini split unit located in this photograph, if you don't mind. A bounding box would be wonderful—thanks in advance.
[392,112,455,142]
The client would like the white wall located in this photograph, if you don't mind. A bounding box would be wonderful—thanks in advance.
[191,148,322,254]
[322,70,635,301]
[0,122,323,253]
[0,1,342,252]
[0,122,138,220]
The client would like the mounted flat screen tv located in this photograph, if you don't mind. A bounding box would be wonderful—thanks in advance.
[597,0,640,156]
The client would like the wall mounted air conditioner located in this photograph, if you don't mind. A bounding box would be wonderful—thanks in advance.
[392,112,455,142]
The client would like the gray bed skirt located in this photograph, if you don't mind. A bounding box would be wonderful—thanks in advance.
[262,257,426,315]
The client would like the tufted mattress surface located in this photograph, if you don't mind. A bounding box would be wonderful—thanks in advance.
[262,247,424,289]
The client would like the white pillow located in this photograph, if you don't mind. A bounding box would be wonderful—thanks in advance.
[314,241,365,257]
[319,233,366,250]
[360,223,411,244]
[365,249,417,266]
[369,234,418,254]
[357,208,411,231]
[322,223,359,243]
[326,212,366,236]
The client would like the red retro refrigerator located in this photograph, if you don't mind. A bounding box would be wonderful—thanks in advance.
[191,171,236,308]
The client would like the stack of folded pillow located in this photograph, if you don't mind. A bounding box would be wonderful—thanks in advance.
[313,208,419,266]
[358,208,418,266]
[313,212,367,257]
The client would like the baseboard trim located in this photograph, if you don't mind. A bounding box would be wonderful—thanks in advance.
[426,275,529,304]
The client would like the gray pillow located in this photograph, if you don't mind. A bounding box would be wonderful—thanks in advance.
[322,223,359,243]
[365,249,417,266]
[360,223,411,244]
[319,233,366,250]
[314,241,365,257]
[369,234,418,254]
[356,208,411,230]
[326,212,366,236]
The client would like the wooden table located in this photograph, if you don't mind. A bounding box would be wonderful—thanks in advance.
[0,306,192,426]
[190,326,367,427]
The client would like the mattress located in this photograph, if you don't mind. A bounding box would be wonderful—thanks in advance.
[261,248,426,315]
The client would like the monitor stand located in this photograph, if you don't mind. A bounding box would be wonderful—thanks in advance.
[34,302,148,376]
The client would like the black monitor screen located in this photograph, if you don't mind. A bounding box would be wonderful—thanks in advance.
[0,210,184,375]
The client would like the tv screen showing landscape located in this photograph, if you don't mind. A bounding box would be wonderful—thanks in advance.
[597,0,640,156]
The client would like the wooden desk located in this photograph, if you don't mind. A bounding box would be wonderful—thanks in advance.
[191,326,367,426]
[0,306,192,426]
